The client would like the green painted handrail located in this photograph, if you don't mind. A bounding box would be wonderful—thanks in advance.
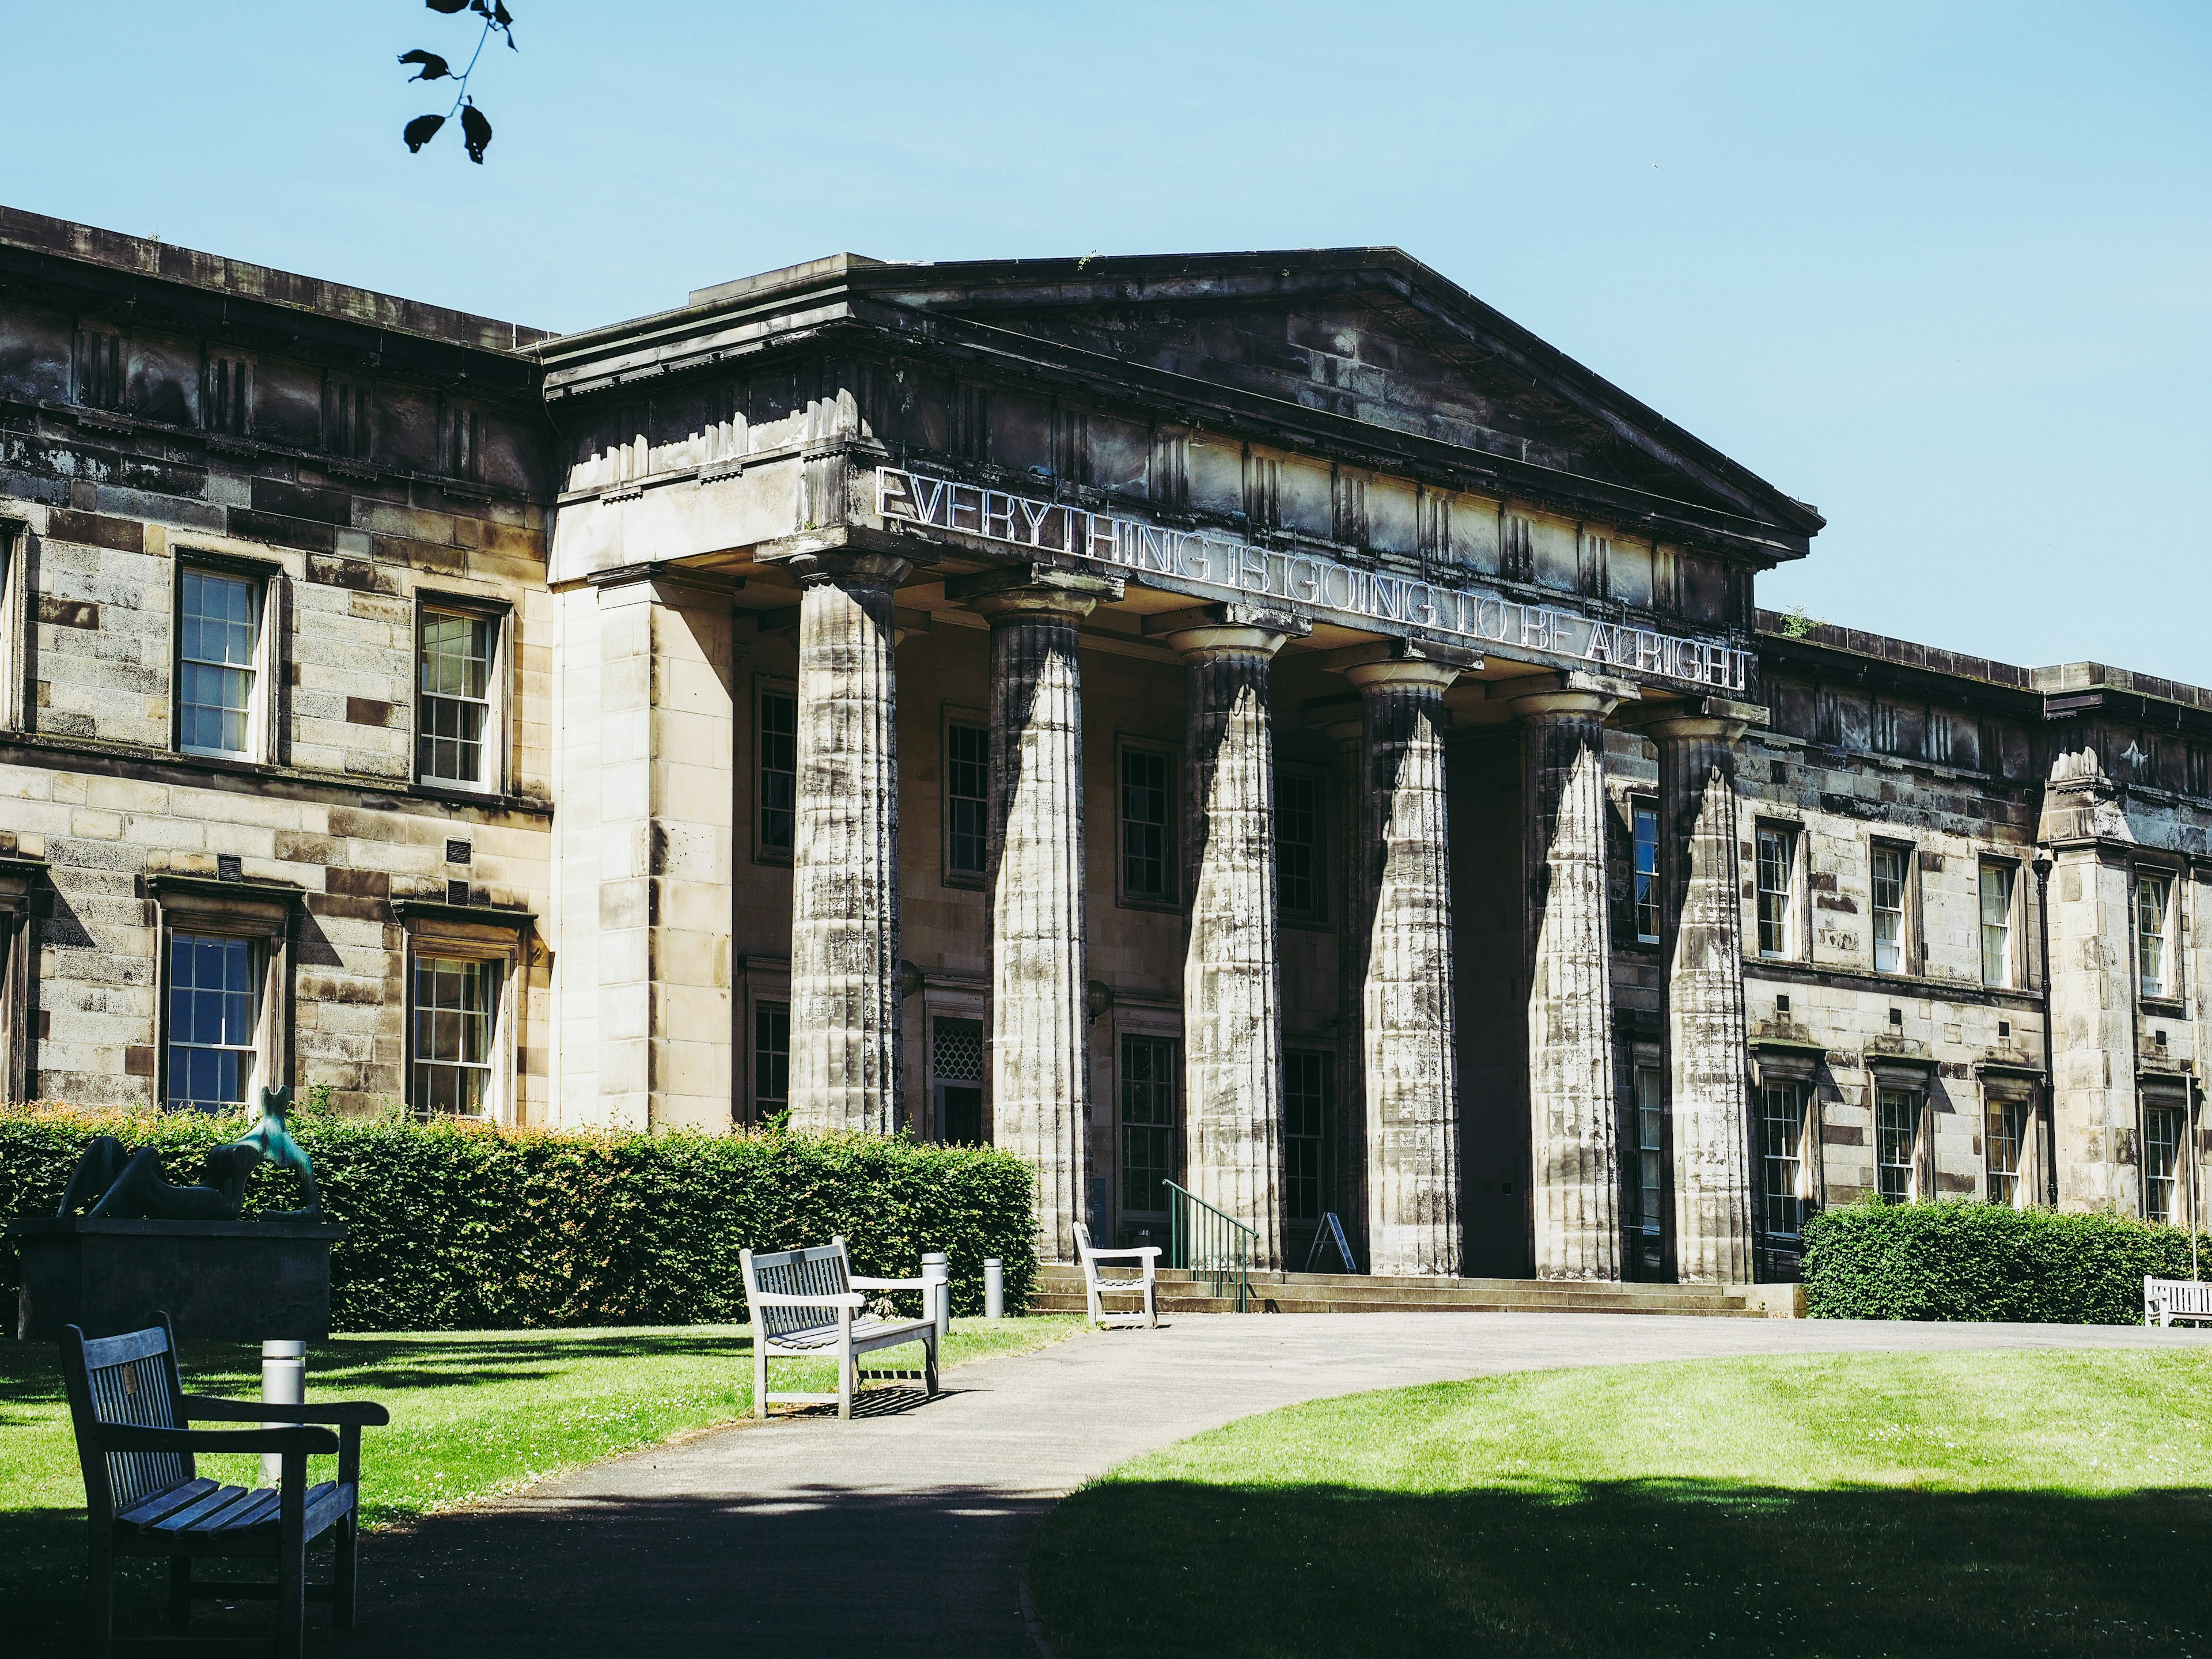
[1164,1180,1256,1312]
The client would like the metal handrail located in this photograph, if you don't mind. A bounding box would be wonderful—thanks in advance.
[1164,1180,1256,1312]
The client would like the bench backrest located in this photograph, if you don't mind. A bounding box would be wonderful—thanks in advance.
[1073,1222,1100,1271]
[59,1317,191,1525]
[747,1237,852,1340]
[2148,1277,2212,1312]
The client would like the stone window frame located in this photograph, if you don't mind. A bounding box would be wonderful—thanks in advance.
[0,854,44,1104]
[1273,762,1331,930]
[751,673,798,868]
[393,899,533,1124]
[940,703,988,891]
[1748,1048,1827,1252]
[412,589,514,798]
[1867,834,1921,977]
[171,550,285,767]
[2137,1079,2193,1228]
[147,874,301,1115]
[2130,862,2181,1009]
[1109,1007,1184,1241]
[1113,734,1182,913]
[1751,816,1805,963]
[736,956,790,1126]
[1868,1060,1937,1203]
[1978,1072,2043,1210]
[923,988,989,1145]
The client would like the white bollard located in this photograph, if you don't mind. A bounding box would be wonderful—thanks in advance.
[922,1249,950,1349]
[260,1339,306,1487]
[984,1257,1005,1319]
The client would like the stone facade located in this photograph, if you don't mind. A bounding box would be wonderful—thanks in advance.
[2,207,2205,1281]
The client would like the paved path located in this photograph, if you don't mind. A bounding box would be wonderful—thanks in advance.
[335,1315,2209,1657]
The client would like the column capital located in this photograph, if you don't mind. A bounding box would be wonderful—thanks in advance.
[1146,600,1310,662]
[1507,669,1638,722]
[944,560,1124,621]
[1332,636,1480,695]
[1637,695,1768,747]
[768,549,913,592]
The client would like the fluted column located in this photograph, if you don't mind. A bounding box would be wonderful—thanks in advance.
[1649,700,1763,1283]
[1347,653,1467,1277]
[786,551,908,1134]
[1168,608,1301,1271]
[957,565,1122,1264]
[1512,673,1634,1281]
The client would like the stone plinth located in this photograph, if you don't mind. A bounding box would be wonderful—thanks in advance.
[1347,653,1467,1277]
[1513,675,1633,1281]
[1649,702,1763,1284]
[785,552,910,1134]
[12,1217,344,1342]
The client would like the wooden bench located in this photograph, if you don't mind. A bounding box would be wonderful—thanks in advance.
[740,1237,943,1420]
[61,1313,388,1659]
[1074,1221,1159,1328]
[2145,1275,2212,1327]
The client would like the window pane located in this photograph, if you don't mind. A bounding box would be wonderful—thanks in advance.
[1986,1098,2025,1207]
[759,692,797,854]
[1760,1081,1805,1239]
[946,724,988,876]
[412,954,497,1116]
[166,931,256,1113]
[1633,806,1660,943]
[1980,865,2015,987]
[2145,1105,2181,1225]
[753,1000,790,1112]
[1276,775,1322,921]
[1120,1035,1177,1215]
[177,571,259,757]
[1756,828,1794,957]
[1872,846,1906,974]
[1877,1088,1918,1202]
[1122,750,1171,902]
[2137,875,2170,998]
[1635,1065,1665,1236]
[1283,1050,1330,1221]
[418,612,494,785]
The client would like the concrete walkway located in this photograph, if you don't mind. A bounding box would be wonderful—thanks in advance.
[335,1314,2209,1657]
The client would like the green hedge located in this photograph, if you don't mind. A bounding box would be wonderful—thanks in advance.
[0,1104,1037,1331]
[1803,1199,2211,1324]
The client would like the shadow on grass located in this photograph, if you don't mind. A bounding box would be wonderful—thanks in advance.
[1031,1478,2212,1659]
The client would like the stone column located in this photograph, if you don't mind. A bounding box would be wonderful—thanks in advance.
[1164,604,1306,1271]
[1646,699,1765,1283]
[1512,672,1635,1281]
[592,572,736,1132]
[1346,646,1472,1277]
[951,563,1123,1265]
[785,552,909,1134]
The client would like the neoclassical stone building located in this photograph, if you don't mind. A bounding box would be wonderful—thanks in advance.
[1,206,2205,1282]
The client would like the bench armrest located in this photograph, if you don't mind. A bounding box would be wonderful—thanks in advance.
[749,1290,866,1310]
[1085,1246,1161,1262]
[848,1275,930,1292]
[181,1395,391,1427]
[100,1423,339,1456]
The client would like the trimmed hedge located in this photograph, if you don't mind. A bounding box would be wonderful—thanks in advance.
[0,1104,1037,1331]
[1803,1198,2211,1324]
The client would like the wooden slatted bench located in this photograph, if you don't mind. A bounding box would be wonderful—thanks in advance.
[740,1237,943,1420]
[1074,1221,1160,1328]
[62,1314,388,1658]
[2145,1275,2212,1327]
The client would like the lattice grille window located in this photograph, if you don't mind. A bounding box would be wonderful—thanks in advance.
[932,1017,983,1084]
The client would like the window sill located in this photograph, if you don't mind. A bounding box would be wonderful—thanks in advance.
[2139,997,2186,1020]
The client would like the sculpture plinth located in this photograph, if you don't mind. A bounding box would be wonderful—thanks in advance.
[10,1216,344,1342]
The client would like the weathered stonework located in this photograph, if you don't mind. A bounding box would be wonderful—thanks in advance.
[781,552,908,1134]
[1347,655,1463,1276]
[1172,617,1294,1271]
[1515,676,1632,1281]
[1649,705,1759,1283]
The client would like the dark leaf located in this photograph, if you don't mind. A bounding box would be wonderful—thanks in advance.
[397,50,452,81]
[494,1,513,24]
[459,102,493,164]
[403,113,448,153]
[469,0,493,13]
[425,0,469,12]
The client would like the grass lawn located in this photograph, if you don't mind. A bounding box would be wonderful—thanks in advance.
[1031,1349,2212,1659]
[3,1315,1081,1650]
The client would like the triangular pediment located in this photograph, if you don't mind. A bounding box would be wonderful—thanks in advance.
[866,249,1820,542]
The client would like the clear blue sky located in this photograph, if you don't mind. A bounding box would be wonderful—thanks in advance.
[11,2,2207,680]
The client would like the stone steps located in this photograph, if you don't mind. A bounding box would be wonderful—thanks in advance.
[1029,1267,1783,1319]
